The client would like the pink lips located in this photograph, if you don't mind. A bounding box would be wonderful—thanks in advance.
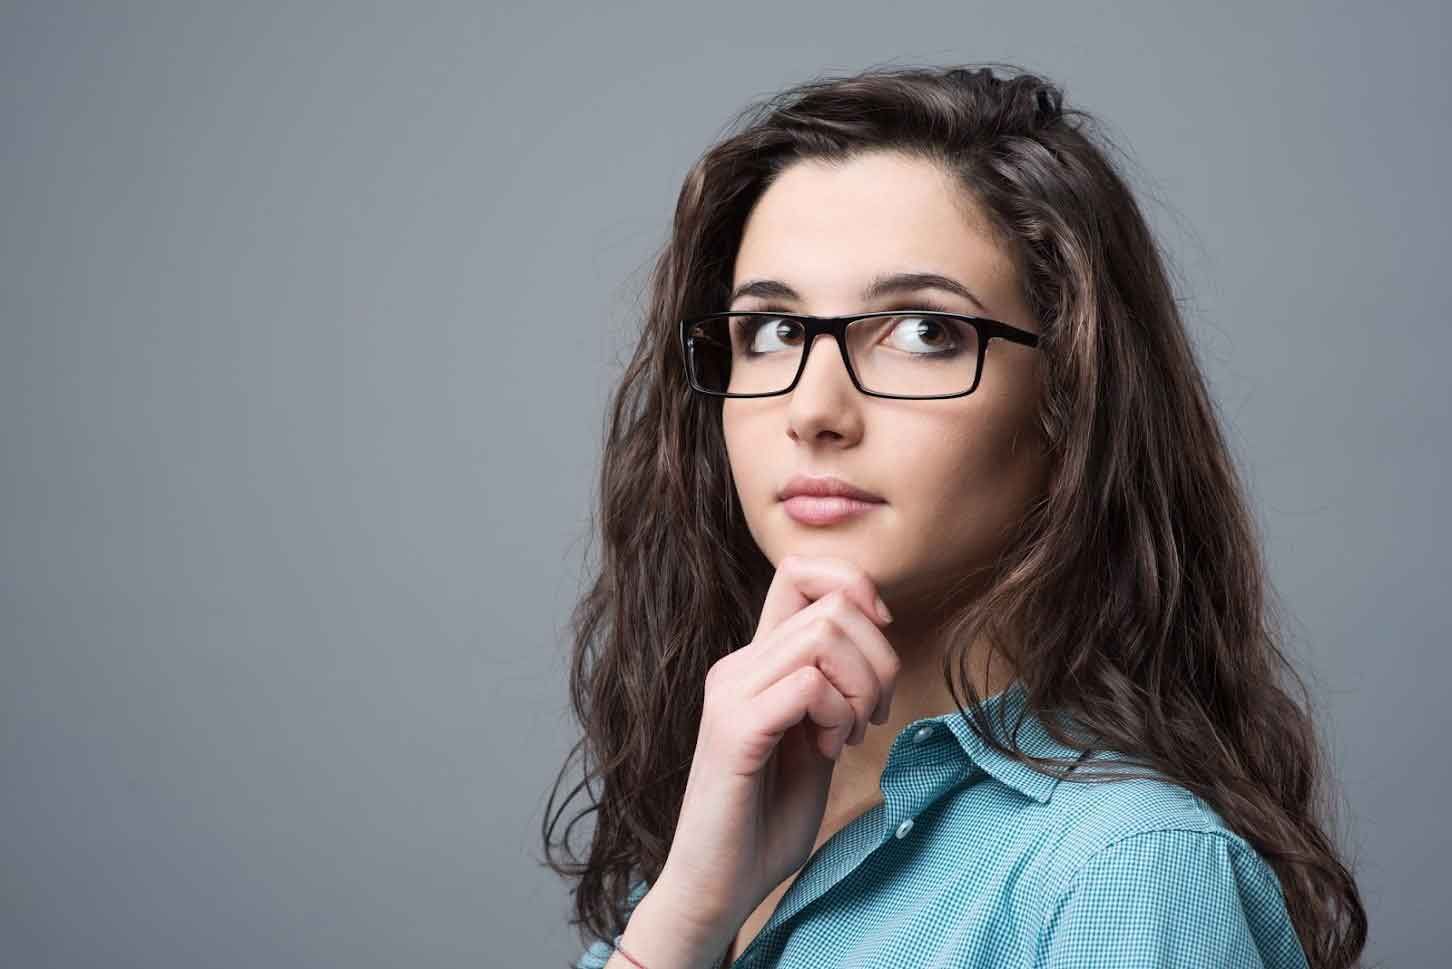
[777,474,885,526]
[781,495,883,525]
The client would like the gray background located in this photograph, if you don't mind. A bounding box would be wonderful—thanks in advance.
[1,2,1444,967]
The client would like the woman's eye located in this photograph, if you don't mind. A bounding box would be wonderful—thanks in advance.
[743,317,802,354]
[885,316,962,355]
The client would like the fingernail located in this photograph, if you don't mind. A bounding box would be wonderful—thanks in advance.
[875,596,893,623]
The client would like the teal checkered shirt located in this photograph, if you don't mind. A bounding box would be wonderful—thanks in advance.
[574,680,1308,968]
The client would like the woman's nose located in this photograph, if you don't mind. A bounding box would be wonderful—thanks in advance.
[784,330,864,443]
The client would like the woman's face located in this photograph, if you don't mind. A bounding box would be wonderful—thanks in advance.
[722,150,1050,614]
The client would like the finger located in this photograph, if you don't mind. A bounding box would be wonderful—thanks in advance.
[809,589,900,728]
[741,590,899,740]
[751,665,857,761]
[754,555,891,641]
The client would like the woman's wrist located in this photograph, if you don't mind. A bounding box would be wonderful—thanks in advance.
[611,877,735,969]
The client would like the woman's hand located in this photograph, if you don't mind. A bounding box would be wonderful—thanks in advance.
[651,554,900,940]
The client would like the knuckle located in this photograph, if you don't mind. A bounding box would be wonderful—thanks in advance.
[809,614,840,640]
[823,588,855,621]
[814,648,844,680]
[795,665,827,695]
[704,654,733,690]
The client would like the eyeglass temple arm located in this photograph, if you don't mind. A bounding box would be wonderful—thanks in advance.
[976,318,1041,347]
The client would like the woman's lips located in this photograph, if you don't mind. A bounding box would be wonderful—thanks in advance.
[781,495,884,525]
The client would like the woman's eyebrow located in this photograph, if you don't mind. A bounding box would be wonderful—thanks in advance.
[728,271,990,314]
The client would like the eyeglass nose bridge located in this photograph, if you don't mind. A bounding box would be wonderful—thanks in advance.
[788,315,861,392]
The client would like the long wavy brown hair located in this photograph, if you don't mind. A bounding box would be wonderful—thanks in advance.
[540,62,1366,969]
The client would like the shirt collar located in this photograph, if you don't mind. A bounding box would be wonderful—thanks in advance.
[914,678,1089,804]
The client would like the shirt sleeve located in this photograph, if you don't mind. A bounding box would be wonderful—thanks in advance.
[573,878,651,969]
[1035,829,1309,969]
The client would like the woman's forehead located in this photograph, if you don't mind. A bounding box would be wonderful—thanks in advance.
[733,154,1017,312]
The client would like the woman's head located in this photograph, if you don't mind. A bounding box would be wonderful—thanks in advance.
[722,149,1052,622]
[655,65,1205,641]
[545,63,1364,968]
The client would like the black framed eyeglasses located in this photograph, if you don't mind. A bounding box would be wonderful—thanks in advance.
[679,310,1041,399]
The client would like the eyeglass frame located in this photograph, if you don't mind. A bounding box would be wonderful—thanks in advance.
[678,310,1043,400]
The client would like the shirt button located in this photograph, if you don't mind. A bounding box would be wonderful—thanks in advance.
[912,725,935,744]
[895,818,915,839]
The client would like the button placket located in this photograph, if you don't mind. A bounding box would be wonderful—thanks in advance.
[876,719,971,847]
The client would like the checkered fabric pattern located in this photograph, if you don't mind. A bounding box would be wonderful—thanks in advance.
[574,680,1308,968]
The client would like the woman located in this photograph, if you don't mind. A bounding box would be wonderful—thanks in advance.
[542,63,1365,969]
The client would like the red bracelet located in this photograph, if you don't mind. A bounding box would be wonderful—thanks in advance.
[610,933,649,969]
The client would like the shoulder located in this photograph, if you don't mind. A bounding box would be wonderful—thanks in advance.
[1037,751,1251,875]
[1027,757,1307,968]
